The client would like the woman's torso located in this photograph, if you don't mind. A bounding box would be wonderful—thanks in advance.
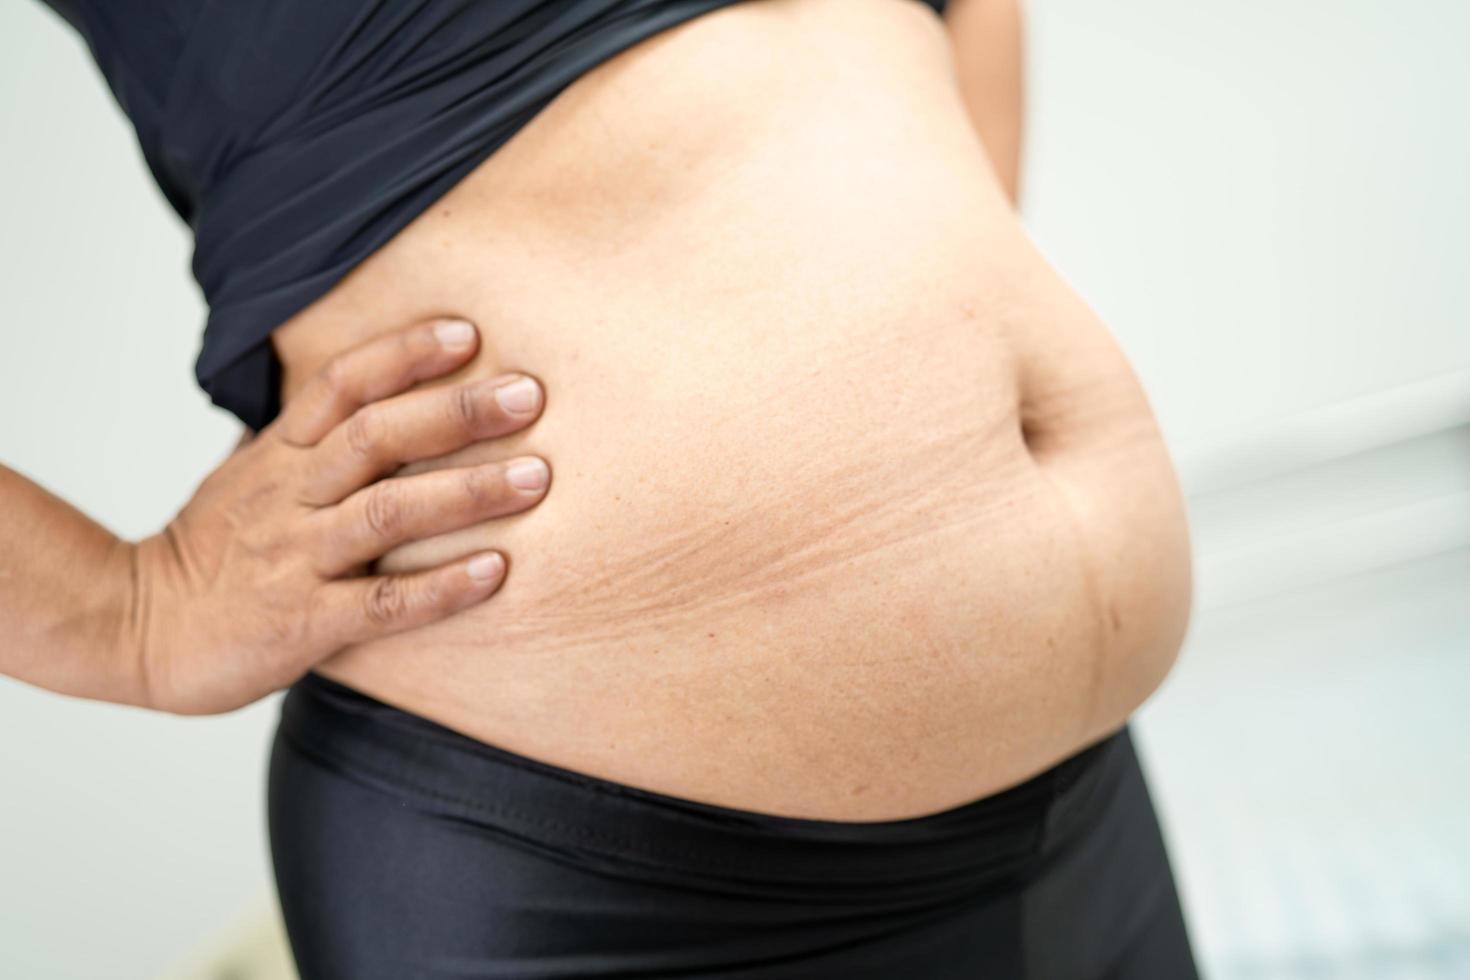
[273,0,1194,820]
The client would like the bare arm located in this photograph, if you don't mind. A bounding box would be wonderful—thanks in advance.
[0,318,550,714]
[0,465,142,704]
[944,0,1025,206]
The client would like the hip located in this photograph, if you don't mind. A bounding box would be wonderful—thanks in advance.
[269,670,1199,979]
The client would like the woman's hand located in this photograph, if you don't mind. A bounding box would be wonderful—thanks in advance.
[128,317,549,715]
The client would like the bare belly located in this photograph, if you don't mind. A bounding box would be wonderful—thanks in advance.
[274,0,1193,820]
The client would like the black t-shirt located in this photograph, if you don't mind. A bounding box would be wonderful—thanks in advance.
[41,0,950,430]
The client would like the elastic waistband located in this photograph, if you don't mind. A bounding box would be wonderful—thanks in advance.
[278,672,1129,903]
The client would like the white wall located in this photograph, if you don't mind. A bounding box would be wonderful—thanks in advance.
[1024,0,1470,444]
[0,5,277,978]
[1022,5,1470,976]
[2,1,1467,977]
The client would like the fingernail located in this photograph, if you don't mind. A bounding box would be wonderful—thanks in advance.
[494,376,540,415]
[434,319,476,348]
[466,552,504,583]
[505,457,549,491]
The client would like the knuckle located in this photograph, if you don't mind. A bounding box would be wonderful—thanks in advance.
[263,593,310,648]
[397,329,421,360]
[229,475,285,526]
[362,483,405,541]
[363,576,412,627]
[420,572,453,613]
[451,383,483,431]
[320,355,354,398]
[301,588,332,645]
[258,526,296,568]
[343,408,384,462]
[461,467,500,510]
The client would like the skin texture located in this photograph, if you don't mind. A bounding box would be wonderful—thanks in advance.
[0,319,550,713]
[269,0,1194,820]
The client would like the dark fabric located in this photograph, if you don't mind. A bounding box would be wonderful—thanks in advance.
[39,0,951,431]
[268,671,1199,979]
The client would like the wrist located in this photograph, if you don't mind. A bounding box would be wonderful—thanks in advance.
[108,534,164,711]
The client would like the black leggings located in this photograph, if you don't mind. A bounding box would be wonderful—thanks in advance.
[268,672,1199,979]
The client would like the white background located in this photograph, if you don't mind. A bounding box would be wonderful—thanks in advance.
[3,1,1467,976]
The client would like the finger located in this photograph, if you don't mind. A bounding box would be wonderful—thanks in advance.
[299,372,545,506]
[312,457,551,574]
[311,551,508,648]
[272,317,481,448]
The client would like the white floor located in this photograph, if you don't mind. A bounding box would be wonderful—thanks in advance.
[1137,542,1470,979]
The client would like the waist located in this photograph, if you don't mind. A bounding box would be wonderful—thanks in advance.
[278,669,1132,889]
[269,672,1199,976]
[270,0,1193,818]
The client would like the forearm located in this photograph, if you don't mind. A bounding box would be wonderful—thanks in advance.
[0,464,146,706]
